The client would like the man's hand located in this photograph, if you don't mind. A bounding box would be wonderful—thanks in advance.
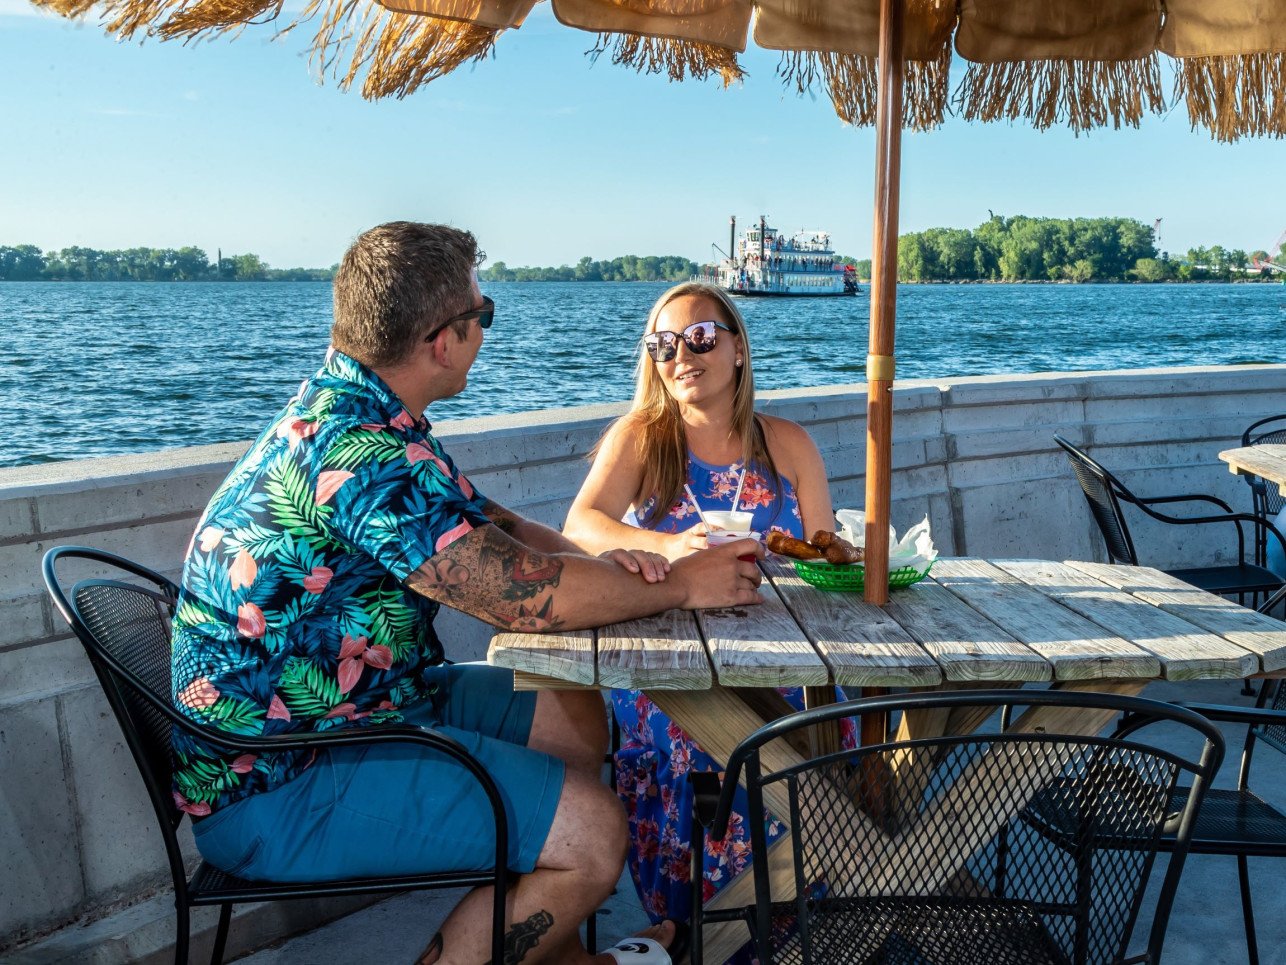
[669,539,765,610]
[600,548,672,583]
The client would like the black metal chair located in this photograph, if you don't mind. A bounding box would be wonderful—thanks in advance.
[1115,680,1286,965]
[688,689,1224,965]
[1055,435,1285,605]
[1240,415,1286,568]
[42,545,510,965]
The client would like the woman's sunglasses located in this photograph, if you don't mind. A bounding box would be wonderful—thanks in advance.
[643,321,733,363]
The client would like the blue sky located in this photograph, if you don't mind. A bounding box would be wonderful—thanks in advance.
[2,0,1283,268]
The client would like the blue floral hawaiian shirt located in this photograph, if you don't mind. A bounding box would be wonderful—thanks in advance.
[170,349,490,815]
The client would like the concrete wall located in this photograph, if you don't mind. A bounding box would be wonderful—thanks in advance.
[3,363,1284,955]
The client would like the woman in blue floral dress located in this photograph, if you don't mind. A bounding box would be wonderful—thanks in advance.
[564,282,857,962]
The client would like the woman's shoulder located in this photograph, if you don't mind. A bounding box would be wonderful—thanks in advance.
[756,412,820,456]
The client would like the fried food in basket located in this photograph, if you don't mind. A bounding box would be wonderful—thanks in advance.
[767,530,864,564]
[823,538,864,565]
[811,531,863,564]
[766,531,824,560]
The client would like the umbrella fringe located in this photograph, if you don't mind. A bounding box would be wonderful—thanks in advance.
[777,43,950,131]
[955,55,1165,133]
[310,0,499,99]
[1174,52,1286,143]
[588,33,745,86]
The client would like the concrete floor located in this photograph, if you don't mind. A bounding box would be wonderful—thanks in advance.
[235,678,1286,965]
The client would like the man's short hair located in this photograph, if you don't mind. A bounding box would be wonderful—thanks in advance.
[332,222,482,368]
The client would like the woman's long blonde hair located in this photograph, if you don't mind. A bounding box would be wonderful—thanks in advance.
[611,281,780,523]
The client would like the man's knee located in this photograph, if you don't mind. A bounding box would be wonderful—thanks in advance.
[543,774,627,887]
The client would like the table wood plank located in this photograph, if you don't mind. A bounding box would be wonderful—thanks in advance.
[931,558,1161,680]
[994,560,1258,680]
[596,609,712,690]
[882,578,1052,683]
[761,556,943,687]
[486,629,596,685]
[697,581,830,688]
[1066,561,1286,672]
[1221,444,1286,494]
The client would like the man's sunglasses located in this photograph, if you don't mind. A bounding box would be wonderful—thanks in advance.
[425,295,495,342]
[643,320,733,363]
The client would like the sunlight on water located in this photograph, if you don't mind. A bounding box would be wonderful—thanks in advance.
[2,280,1283,467]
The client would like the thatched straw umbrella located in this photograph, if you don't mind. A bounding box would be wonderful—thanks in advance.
[35,0,1285,600]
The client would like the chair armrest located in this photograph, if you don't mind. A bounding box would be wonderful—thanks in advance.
[1138,493,1236,514]
[191,720,472,760]
[1171,702,1286,729]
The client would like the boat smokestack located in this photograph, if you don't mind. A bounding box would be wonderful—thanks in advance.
[729,216,736,262]
[759,214,766,264]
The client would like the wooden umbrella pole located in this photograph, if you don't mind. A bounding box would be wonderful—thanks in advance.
[863,0,904,605]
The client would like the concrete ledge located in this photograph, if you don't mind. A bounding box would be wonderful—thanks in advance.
[3,890,385,965]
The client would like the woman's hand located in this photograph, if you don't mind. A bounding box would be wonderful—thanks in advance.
[666,525,711,560]
[599,548,672,583]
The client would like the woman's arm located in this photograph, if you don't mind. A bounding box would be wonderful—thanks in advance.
[762,415,835,537]
[564,417,706,562]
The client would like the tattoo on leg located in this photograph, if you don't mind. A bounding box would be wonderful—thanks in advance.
[488,909,554,964]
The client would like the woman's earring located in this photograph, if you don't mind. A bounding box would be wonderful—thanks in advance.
[736,357,743,367]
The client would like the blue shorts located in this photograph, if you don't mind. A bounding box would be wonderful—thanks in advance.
[193,663,564,881]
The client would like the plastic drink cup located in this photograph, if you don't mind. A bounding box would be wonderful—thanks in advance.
[704,510,754,533]
[707,528,759,562]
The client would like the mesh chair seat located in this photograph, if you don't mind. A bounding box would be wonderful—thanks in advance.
[1178,787,1286,857]
[1166,563,1282,597]
[763,898,1071,965]
[689,690,1224,965]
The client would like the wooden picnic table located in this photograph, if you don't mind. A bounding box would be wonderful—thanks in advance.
[1221,443,1286,495]
[488,556,1286,963]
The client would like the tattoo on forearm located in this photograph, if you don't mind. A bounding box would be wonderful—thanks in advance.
[483,499,520,535]
[487,910,553,965]
[407,525,567,631]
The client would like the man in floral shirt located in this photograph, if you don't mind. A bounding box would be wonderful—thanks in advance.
[171,222,764,965]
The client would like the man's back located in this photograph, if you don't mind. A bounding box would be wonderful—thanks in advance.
[170,348,489,816]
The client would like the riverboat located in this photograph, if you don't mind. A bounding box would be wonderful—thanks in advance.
[705,215,859,297]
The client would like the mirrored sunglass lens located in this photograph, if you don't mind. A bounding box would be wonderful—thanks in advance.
[645,333,677,361]
[683,322,719,354]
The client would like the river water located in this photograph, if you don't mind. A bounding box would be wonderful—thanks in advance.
[2,280,1282,468]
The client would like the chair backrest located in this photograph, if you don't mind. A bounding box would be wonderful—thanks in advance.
[1055,435,1140,565]
[1241,415,1286,518]
[42,547,188,840]
[718,690,1223,965]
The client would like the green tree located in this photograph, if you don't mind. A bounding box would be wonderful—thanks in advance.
[1130,258,1170,282]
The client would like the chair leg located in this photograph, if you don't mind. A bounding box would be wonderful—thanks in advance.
[1237,856,1259,965]
[174,902,191,965]
[209,903,233,965]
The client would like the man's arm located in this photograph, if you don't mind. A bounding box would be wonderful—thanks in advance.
[481,499,581,555]
[406,522,762,632]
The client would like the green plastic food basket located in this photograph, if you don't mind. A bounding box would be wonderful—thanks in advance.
[792,558,933,592]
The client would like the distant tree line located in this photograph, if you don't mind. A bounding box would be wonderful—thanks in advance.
[480,255,697,282]
[894,216,1279,283]
[0,245,335,281]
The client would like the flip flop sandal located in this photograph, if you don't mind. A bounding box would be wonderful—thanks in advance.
[603,922,691,965]
[602,937,673,964]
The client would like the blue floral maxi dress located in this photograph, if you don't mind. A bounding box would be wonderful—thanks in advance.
[612,454,858,962]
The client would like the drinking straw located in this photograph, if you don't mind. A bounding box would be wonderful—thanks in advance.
[732,467,746,511]
[683,484,710,528]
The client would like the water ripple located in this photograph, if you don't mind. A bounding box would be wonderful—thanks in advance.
[2,279,1284,468]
